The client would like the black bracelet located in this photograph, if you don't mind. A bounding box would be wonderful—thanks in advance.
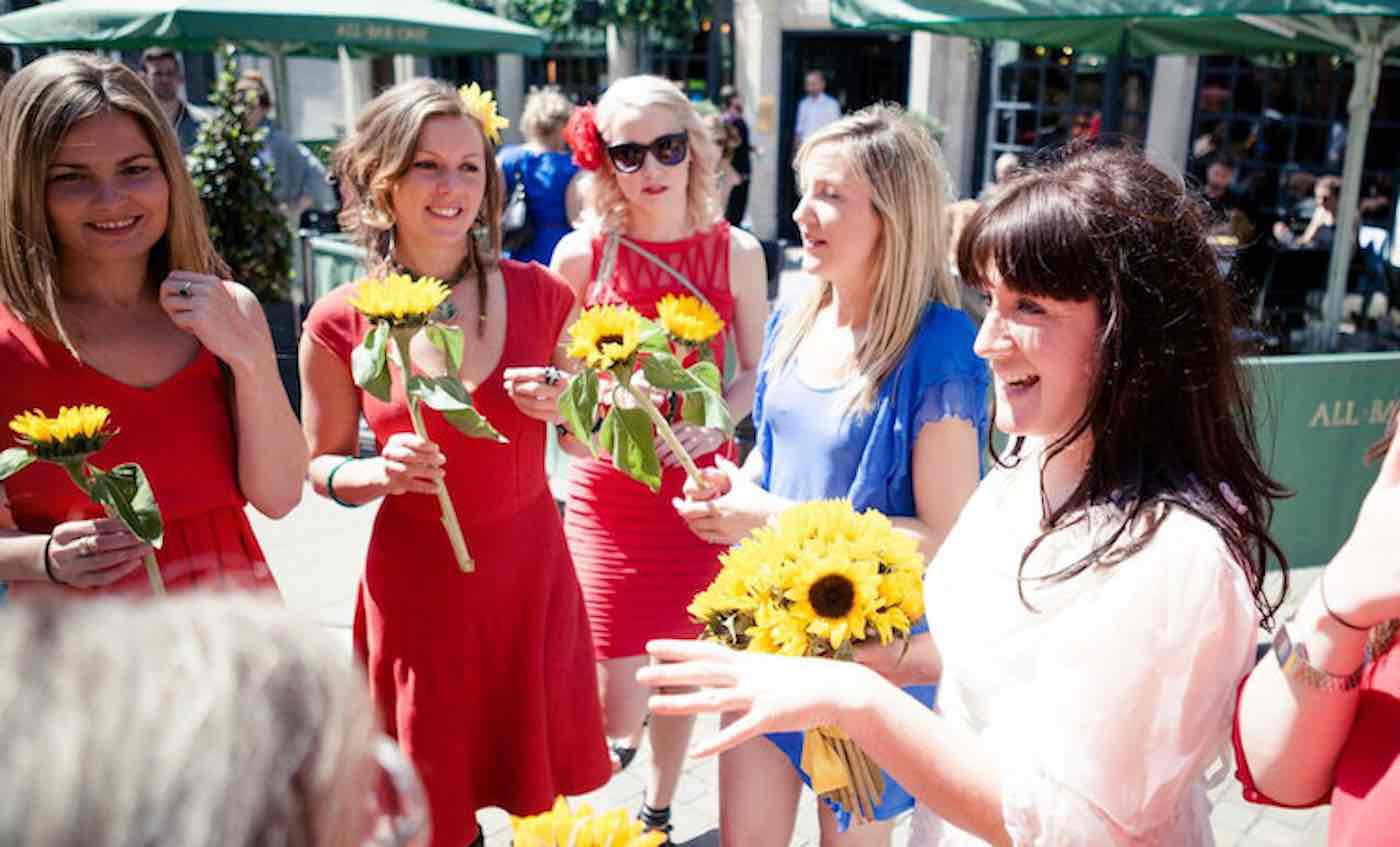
[1319,567,1368,632]
[42,535,64,585]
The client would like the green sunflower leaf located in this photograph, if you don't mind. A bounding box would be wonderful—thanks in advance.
[558,369,599,454]
[351,321,392,402]
[637,318,671,355]
[0,448,35,481]
[425,324,465,375]
[89,463,165,548]
[407,376,508,443]
[600,406,661,492]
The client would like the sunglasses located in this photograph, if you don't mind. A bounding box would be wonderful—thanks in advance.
[606,132,689,174]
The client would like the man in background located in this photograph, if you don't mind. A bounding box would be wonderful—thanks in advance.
[234,71,336,226]
[141,48,207,154]
[793,70,841,153]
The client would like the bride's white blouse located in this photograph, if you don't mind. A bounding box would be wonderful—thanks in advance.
[912,448,1259,846]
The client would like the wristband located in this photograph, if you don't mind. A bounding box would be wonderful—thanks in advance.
[326,456,363,508]
[42,535,64,585]
[1273,624,1363,692]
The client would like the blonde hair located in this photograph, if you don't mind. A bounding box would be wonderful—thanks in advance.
[0,593,379,847]
[579,74,720,235]
[771,103,958,411]
[0,52,226,352]
[520,86,574,143]
[334,77,502,272]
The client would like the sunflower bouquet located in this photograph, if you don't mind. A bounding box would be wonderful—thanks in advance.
[1,405,166,594]
[511,796,667,847]
[557,297,731,493]
[348,273,505,573]
[688,499,927,823]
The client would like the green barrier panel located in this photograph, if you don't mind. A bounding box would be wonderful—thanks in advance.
[1246,352,1400,567]
[306,234,368,301]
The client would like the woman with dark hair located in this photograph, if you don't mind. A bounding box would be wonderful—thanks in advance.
[1232,409,1400,845]
[640,146,1289,845]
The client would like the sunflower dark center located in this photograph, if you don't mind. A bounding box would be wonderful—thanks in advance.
[598,333,625,347]
[809,573,856,619]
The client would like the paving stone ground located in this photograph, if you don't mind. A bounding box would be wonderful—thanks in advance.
[253,488,1328,847]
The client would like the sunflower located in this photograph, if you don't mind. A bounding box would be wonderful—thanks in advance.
[511,796,666,847]
[458,82,510,145]
[656,293,724,345]
[746,600,812,656]
[347,273,450,325]
[786,554,882,651]
[566,304,645,371]
[9,405,115,460]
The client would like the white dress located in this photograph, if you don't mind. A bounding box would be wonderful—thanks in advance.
[910,448,1259,846]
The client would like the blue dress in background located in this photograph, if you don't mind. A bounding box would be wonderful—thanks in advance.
[498,146,579,267]
[753,300,989,830]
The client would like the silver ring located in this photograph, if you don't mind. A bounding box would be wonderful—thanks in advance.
[178,281,192,298]
[79,537,98,557]
[542,366,562,387]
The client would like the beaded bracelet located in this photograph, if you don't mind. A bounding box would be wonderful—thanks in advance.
[326,456,363,509]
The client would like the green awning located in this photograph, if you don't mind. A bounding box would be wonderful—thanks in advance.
[831,0,1400,55]
[0,0,544,58]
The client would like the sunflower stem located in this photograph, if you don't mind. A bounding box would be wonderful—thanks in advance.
[621,379,706,488]
[393,330,475,573]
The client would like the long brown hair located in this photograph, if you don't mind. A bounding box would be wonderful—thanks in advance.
[0,52,226,353]
[958,146,1290,626]
[334,78,502,277]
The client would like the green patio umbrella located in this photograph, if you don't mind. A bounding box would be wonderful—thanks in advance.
[832,0,1400,339]
[0,0,543,136]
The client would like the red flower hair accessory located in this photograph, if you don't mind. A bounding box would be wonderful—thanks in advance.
[564,104,607,172]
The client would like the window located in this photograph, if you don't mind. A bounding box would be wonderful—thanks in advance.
[981,41,1152,193]
[429,54,498,92]
[1190,54,1400,226]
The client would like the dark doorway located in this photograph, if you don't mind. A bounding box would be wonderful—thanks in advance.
[777,31,910,241]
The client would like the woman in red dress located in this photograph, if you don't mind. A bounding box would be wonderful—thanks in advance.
[545,74,769,838]
[300,78,611,847]
[0,53,305,596]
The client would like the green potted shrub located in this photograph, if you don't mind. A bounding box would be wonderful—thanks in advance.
[188,45,300,411]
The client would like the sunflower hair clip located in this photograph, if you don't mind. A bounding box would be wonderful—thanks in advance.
[459,82,510,145]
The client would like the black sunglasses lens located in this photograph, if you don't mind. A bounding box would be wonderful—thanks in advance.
[654,134,688,166]
[608,144,646,173]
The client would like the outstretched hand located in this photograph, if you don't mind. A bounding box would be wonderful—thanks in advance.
[638,639,864,757]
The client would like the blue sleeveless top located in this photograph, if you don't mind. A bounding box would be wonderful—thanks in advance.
[754,299,989,829]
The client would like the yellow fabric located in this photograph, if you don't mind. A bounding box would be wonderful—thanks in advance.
[800,726,852,795]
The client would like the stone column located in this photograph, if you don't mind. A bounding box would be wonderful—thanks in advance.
[607,25,638,85]
[735,0,783,241]
[907,32,982,199]
[1145,55,1199,174]
[496,54,526,146]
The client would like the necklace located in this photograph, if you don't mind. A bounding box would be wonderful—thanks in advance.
[387,249,487,333]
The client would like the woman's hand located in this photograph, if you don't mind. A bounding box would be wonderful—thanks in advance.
[656,422,726,468]
[45,518,152,589]
[672,456,777,545]
[160,273,273,370]
[503,365,568,423]
[1319,428,1400,629]
[638,639,859,757]
[376,433,445,496]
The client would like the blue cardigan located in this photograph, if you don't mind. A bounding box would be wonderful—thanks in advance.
[752,300,990,516]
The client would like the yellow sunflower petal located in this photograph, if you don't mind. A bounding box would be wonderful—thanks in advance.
[346,273,450,324]
[565,304,646,371]
[459,82,511,145]
[656,293,725,345]
[8,405,114,459]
